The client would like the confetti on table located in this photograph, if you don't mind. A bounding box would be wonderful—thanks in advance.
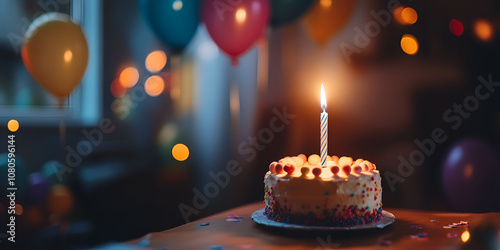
[444,221,468,228]
[210,245,224,250]
[410,233,428,240]
[226,218,242,222]
[417,233,428,238]
[430,220,438,223]
[379,240,392,246]
[410,225,423,229]
[138,240,150,246]
[227,215,244,219]
[200,222,210,226]
[447,233,458,238]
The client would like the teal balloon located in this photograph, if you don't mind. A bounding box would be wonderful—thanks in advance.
[140,0,200,53]
[0,154,28,198]
[270,0,315,27]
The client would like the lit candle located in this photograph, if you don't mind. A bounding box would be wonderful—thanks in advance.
[320,84,328,167]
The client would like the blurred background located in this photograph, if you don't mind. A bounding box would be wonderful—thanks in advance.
[1,0,500,249]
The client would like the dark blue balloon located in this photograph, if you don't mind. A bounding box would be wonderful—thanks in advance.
[442,137,500,212]
[140,0,200,52]
[270,0,315,27]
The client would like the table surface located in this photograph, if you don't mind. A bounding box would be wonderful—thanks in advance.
[126,202,500,250]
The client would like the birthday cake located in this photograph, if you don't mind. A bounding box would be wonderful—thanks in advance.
[264,154,382,226]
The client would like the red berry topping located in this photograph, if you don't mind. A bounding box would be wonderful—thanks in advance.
[269,162,277,173]
[330,166,340,175]
[312,167,322,177]
[284,164,295,175]
[275,163,284,174]
[353,165,362,174]
[365,161,374,171]
[342,165,351,175]
[360,163,368,172]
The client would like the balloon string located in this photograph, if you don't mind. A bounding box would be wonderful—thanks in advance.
[59,119,66,167]
[231,57,239,67]
[58,98,65,110]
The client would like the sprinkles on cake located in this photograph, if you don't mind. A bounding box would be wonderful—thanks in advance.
[264,154,382,226]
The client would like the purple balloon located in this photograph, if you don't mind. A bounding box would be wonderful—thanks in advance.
[442,137,500,212]
[28,172,51,202]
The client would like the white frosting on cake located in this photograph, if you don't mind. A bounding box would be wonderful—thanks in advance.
[264,170,382,216]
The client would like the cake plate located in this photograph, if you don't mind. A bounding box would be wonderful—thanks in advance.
[251,208,395,231]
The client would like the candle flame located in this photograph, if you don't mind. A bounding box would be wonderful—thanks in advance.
[321,83,327,111]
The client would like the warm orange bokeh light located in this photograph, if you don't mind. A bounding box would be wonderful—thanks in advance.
[320,0,332,8]
[393,6,405,25]
[47,185,74,216]
[172,143,189,161]
[145,75,165,97]
[474,19,493,42]
[145,50,167,73]
[401,7,417,25]
[119,66,139,88]
[461,231,470,242]
[26,207,44,227]
[15,204,23,215]
[64,50,73,63]
[110,79,127,98]
[8,119,19,132]
[235,8,247,23]
[400,34,419,55]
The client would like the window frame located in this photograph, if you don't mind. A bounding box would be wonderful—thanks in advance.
[0,0,102,127]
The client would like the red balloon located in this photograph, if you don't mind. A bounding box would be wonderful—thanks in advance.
[201,0,270,64]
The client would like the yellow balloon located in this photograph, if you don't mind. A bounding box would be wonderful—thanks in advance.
[22,13,88,99]
[304,0,356,45]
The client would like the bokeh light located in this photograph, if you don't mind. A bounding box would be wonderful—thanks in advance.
[64,50,73,63]
[119,66,139,88]
[320,0,332,8]
[235,8,247,23]
[110,79,127,98]
[401,7,417,25]
[474,19,493,42]
[449,19,464,36]
[47,185,74,216]
[400,34,419,55]
[461,231,470,242]
[172,143,189,161]
[393,6,405,25]
[145,75,165,97]
[8,119,19,132]
[15,204,23,215]
[145,50,167,73]
[26,207,44,227]
[172,0,183,11]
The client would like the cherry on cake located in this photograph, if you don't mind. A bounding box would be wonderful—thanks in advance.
[264,154,382,226]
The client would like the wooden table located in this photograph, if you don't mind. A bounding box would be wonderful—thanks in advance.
[126,202,500,249]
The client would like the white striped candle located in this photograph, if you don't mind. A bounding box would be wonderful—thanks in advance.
[320,84,328,167]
